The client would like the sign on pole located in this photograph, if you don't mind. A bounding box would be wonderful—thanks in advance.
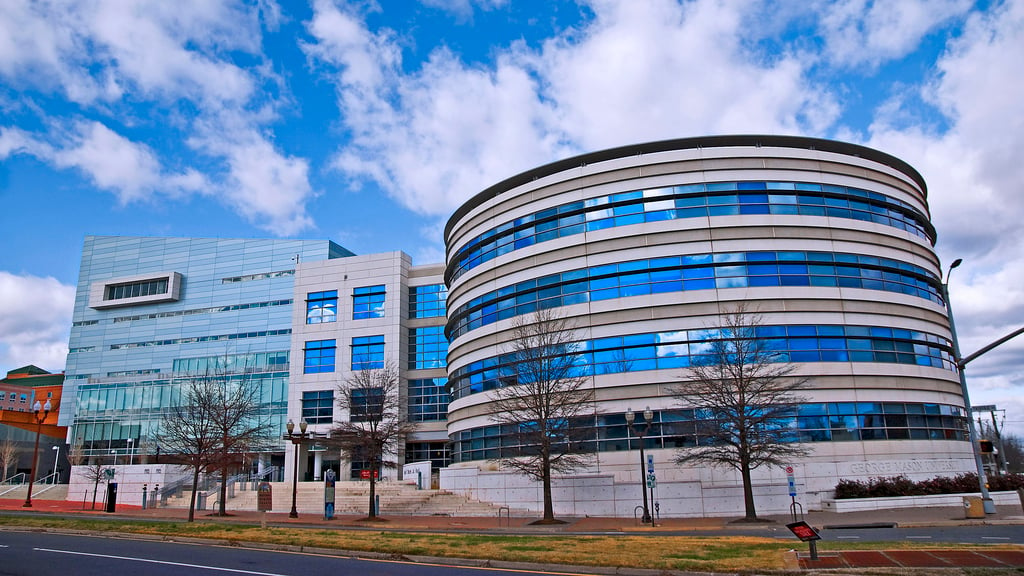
[786,465,796,497]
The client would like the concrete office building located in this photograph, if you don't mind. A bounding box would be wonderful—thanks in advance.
[287,252,449,482]
[441,135,972,516]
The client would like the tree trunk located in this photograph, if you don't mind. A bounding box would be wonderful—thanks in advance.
[368,461,377,519]
[740,463,757,521]
[188,467,200,522]
[541,454,554,522]
[218,465,228,516]
[92,477,99,510]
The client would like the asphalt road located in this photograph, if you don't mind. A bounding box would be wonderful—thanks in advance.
[0,531,588,576]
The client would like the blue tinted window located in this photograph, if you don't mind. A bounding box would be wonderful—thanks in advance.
[351,335,385,370]
[409,284,447,318]
[409,326,448,369]
[303,340,336,374]
[306,290,338,324]
[353,285,386,319]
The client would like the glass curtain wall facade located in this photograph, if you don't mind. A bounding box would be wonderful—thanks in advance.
[62,236,352,462]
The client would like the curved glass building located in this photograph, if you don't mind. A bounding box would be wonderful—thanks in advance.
[441,135,972,516]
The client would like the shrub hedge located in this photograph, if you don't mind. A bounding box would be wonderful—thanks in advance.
[834,472,1024,499]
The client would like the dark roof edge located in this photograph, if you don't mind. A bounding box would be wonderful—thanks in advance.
[444,134,927,239]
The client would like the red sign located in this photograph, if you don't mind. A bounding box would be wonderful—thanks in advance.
[786,521,821,542]
[359,469,379,480]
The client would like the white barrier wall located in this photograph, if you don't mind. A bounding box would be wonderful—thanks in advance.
[68,464,189,508]
[440,456,979,518]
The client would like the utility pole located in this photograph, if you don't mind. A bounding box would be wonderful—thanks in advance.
[972,405,1009,475]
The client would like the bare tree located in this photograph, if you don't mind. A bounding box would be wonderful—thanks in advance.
[489,308,596,524]
[0,434,18,482]
[671,305,810,522]
[156,377,218,522]
[1003,434,1023,474]
[330,362,414,520]
[67,440,110,510]
[207,374,276,516]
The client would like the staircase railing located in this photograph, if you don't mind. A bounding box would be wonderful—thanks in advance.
[0,473,28,497]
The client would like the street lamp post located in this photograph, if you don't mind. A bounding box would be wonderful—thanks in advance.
[127,438,134,466]
[625,407,654,524]
[942,258,995,514]
[22,399,51,508]
[285,419,309,518]
[51,445,60,484]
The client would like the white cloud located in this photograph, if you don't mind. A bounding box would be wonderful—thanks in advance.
[0,272,74,374]
[534,0,837,148]
[866,0,1024,434]
[0,0,259,105]
[306,0,837,218]
[0,0,317,237]
[817,0,973,68]
[212,133,316,236]
[2,121,207,203]
[420,0,509,21]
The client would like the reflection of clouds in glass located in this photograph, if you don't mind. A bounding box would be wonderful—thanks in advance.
[656,330,687,343]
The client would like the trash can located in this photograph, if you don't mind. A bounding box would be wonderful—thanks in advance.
[963,496,984,519]
[105,482,118,513]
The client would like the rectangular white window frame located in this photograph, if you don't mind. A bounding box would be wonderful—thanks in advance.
[89,272,183,309]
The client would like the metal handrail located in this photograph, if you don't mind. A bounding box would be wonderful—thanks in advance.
[0,473,27,485]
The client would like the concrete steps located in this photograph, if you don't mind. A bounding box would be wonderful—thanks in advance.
[0,484,69,501]
[163,481,526,517]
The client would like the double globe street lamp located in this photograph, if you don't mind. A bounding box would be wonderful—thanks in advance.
[625,407,654,524]
[22,399,51,508]
[284,419,309,518]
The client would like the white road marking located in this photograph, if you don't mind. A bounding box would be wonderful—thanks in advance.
[34,548,289,575]
[837,536,861,539]
[982,537,1010,540]
[906,536,932,539]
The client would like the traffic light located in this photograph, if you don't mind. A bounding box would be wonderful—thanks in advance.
[979,439,994,453]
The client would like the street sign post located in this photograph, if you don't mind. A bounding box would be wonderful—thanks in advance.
[786,520,821,560]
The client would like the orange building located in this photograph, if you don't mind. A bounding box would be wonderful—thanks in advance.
[0,366,68,480]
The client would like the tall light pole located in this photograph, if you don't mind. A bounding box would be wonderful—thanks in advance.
[942,258,995,514]
[22,399,51,508]
[625,407,653,523]
[285,419,309,518]
[127,438,134,466]
[51,445,60,484]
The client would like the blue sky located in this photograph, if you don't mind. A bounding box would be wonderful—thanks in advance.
[1,0,1022,433]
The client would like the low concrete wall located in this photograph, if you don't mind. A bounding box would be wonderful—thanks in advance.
[440,467,804,518]
[821,490,1021,513]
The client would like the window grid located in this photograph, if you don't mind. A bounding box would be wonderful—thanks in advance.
[104,279,168,301]
[303,339,337,374]
[301,390,334,424]
[408,326,448,369]
[409,284,448,318]
[351,335,385,370]
[448,251,942,339]
[408,378,449,422]
[350,387,384,422]
[306,290,338,324]
[450,324,954,400]
[449,181,934,282]
[406,441,452,469]
[451,403,967,463]
[353,285,386,320]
